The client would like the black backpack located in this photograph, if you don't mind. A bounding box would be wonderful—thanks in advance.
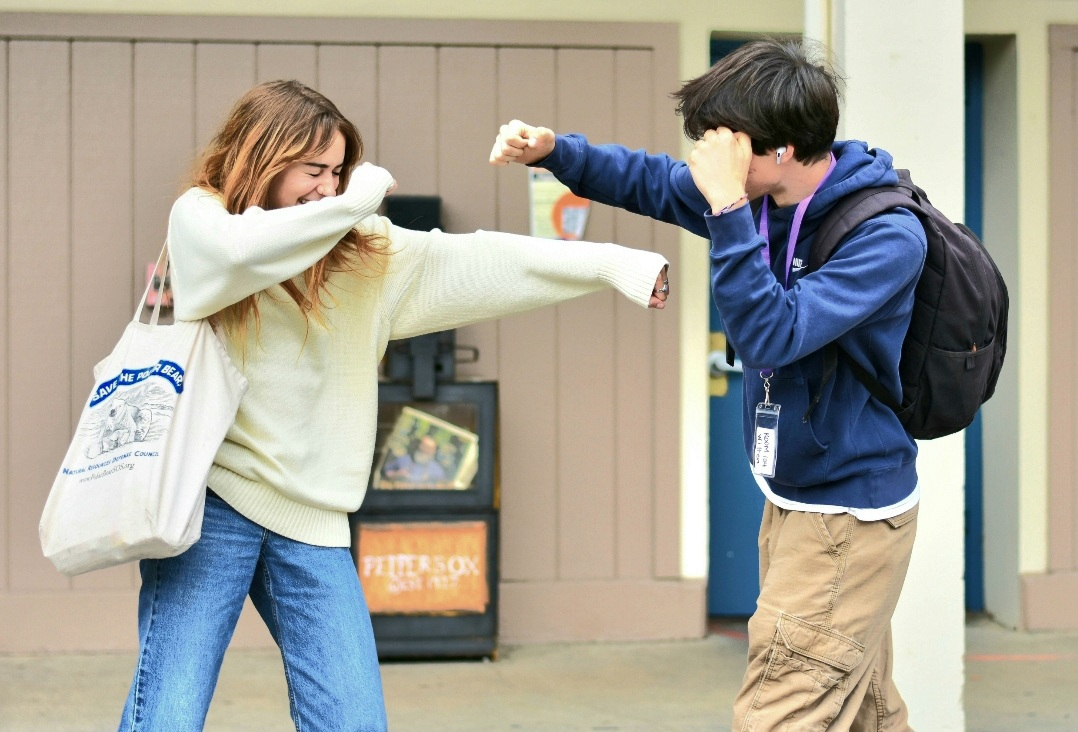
[807,169,1009,440]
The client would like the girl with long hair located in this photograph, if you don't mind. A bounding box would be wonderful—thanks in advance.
[117,79,669,732]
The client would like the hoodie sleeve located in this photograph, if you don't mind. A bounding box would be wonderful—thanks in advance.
[536,133,712,239]
[707,204,926,370]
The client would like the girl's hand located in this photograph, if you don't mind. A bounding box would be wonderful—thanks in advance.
[650,265,670,309]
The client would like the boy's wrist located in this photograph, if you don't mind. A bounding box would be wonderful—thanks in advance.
[712,192,749,216]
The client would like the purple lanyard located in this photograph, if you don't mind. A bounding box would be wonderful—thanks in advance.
[759,153,837,288]
[757,153,836,380]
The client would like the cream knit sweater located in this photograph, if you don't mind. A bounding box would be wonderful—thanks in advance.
[168,170,668,547]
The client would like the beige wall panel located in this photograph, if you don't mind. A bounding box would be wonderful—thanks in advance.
[377,46,437,195]
[1061,45,1078,569]
[1068,47,1078,569]
[611,50,657,579]
[493,47,556,237]
[0,590,265,652]
[1069,46,1078,569]
[256,43,317,88]
[438,46,499,380]
[0,40,8,590]
[0,15,692,647]
[499,578,705,643]
[134,43,195,291]
[495,47,559,582]
[1049,31,1078,573]
[195,43,257,148]
[0,14,680,50]
[8,40,71,591]
[555,48,618,580]
[316,45,378,166]
[0,592,137,652]
[648,224,681,579]
[69,41,139,591]
[436,47,497,234]
[643,31,683,579]
[1069,38,1078,570]
[1022,571,1078,630]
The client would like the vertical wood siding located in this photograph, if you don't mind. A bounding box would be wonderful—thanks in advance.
[437,46,500,379]
[70,41,138,592]
[0,18,689,648]
[1049,30,1078,575]
[194,43,257,147]
[494,48,561,582]
[1036,26,1078,629]
[377,46,437,195]
[555,48,619,580]
[9,40,72,592]
[613,49,657,580]
[0,40,9,592]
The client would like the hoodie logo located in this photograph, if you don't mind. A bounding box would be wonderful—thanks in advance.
[791,257,807,272]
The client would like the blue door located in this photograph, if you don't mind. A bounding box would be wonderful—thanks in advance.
[964,41,986,612]
[707,313,765,616]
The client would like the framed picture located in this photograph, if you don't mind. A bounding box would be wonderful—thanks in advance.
[372,406,479,490]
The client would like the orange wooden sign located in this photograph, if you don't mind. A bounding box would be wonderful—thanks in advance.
[356,521,489,614]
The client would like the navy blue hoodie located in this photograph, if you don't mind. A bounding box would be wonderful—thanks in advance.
[539,135,926,511]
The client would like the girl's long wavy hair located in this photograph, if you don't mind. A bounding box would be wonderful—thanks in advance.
[191,79,388,336]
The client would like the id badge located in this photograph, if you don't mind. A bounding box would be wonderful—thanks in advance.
[752,403,781,478]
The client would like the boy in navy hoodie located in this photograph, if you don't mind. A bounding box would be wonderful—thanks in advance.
[490,38,925,732]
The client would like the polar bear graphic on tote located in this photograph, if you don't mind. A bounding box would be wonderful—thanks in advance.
[84,383,173,459]
[97,399,152,454]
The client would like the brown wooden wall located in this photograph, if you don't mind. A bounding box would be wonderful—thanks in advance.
[1036,25,1078,629]
[0,14,697,651]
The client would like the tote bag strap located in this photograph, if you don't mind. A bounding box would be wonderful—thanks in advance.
[133,241,171,326]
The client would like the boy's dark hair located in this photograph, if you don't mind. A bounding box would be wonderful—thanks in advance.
[673,38,844,163]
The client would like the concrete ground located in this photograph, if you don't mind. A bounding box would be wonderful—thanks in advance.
[1,615,1076,731]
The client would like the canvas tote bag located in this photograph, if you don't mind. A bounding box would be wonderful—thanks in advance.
[39,244,248,576]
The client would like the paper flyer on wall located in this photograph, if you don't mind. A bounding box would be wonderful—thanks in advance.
[529,168,591,240]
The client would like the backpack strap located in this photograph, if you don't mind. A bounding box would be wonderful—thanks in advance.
[803,171,923,420]
[809,172,921,271]
[726,177,923,420]
[837,348,901,412]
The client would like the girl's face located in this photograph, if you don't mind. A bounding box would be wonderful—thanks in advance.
[266,130,347,210]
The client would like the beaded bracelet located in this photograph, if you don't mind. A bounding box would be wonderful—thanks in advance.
[717,193,749,216]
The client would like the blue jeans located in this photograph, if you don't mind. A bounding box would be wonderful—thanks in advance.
[118,492,386,731]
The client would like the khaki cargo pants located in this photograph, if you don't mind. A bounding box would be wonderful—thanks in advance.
[732,500,918,732]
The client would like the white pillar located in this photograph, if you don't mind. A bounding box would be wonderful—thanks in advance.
[805,1,966,730]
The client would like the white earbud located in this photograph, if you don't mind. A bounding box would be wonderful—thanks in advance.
[776,146,787,164]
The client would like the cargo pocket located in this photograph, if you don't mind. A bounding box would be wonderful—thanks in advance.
[743,613,865,732]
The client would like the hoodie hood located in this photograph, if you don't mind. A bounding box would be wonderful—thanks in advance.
[808,140,899,215]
